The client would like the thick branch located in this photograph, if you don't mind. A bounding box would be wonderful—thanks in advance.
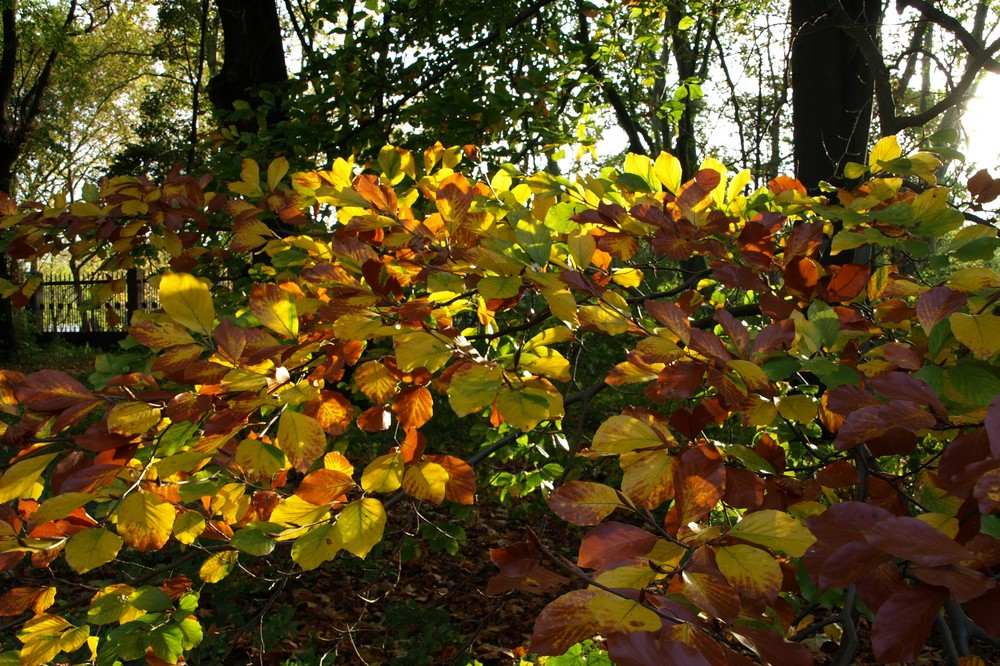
[899,0,1000,74]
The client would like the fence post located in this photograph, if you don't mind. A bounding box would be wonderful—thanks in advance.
[126,268,140,327]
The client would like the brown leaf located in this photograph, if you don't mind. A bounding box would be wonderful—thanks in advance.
[673,443,725,527]
[530,589,598,655]
[424,454,476,505]
[487,542,569,595]
[826,263,870,302]
[910,564,996,603]
[917,286,967,331]
[731,626,814,666]
[682,572,740,625]
[391,385,433,430]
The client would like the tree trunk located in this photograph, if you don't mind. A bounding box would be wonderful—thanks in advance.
[790,0,882,189]
[207,0,287,116]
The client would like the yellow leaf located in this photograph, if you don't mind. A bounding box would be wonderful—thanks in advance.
[172,511,206,545]
[266,157,290,191]
[520,347,571,381]
[17,614,80,666]
[32,492,94,524]
[291,523,341,570]
[589,589,661,633]
[277,410,328,472]
[361,452,405,493]
[727,168,752,203]
[620,449,675,509]
[699,157,728,206]
[567,230,596,269]
[478,275,522,300]
[159,272,215,335]
[447,363,502,416]
[727,509,816,556]
[869,135,901,171]
[949,313,1000,360]
[916,512,960,539]
[199,550,238,583]
[250,283,299,339]
[594,564,660,590]
[64,528,122,573]
[654,151,683,194]
[496,386,558,431]
[0,453,58,503]
[592,415,667,454]
[777,395,817,424]
[333,498,386,559]
[715,544,782,600]
[611,268,643,288]
[727,360,771,392]
[116,492,175,552]
[270,495,330,528]
[394,331,452,373]
[107,401,162,436]
[402,461,449,504]
[541,288,579,328]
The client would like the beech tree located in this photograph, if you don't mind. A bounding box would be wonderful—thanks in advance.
[1,130,1000,663]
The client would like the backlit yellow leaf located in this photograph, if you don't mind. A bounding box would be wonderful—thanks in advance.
[589,589,661,633]
[727,509,816,556]
[592,415,668,454]
[447,363,502,416]
[361,452,404,493]
[199,550,238,583]
[172,511,206,545]
[291,523,341,570]
[159,272,215,335]
[715,544,781,600]
[107,401,162,436]
[620,449,675,508]
[277,410,328,472]
[270,495,330,528]
[395,331,452,373]
[65,528,122,573]
[0,453,58,503]
[402,461,449,504]
[777,395,817,424]
[869,135,902,171]
[32,492,94,524]
[116,492,175,552]
[250,283,299,339]
[949,313,1000,360]
[332,498,386,559]
[266,156,290,190]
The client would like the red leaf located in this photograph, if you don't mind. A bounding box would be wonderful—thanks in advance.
[548,481,624,526]
[826,263,870,302]
[578,522,657,570]
[866,372,946,416]
[816,460,858,488]
[673,443,725,528]
[652,362,705,400]
[749,320,795,357]
[783,257,820,299]
[354,173,397,213]
[783,221,824,262]
[768,175,807,196]
[968,168,1000,204]
[986,397,1000,459]
[965,586,1000,638]
[871,585,948,663]
[974,466,1000,514]
[643,300,690,344]
[864,516,974,566]
[805,502,894,589]
[713,309,750,357]
[607,630,711,666]
[669,403,715,440]
[722,467,764,509]
[14,370,100,412]
[487,542,569,595]
[682,572,741,625]
[731,626,813,666]
[357,405,391,432]
[910,564,996,603]
[530,589,599,655]
[917,286,967,331]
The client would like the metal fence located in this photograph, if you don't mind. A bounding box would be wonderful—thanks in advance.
[31,268,160,333]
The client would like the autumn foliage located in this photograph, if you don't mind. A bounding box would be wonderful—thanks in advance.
[1,137,1000,664]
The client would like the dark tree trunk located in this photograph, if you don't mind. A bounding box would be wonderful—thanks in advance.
[207,0,288,116]
[790,0,882,189]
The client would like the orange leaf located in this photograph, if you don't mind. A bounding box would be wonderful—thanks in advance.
[303,390,354,436]
[548,481,627,526]
[425,454,476,505]
[391,386,433,429]
[297,469,355,505]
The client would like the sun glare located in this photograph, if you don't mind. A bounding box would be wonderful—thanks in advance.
[962,73,1000,171]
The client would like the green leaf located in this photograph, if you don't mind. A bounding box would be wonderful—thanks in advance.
[149,624,185,663]
[395,331,452,372]
[88,592,132,625]
[447,364,502,416]
[131,586,173,612]
[229,526,277,556]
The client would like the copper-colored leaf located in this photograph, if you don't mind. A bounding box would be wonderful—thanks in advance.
[674,443,725,527]
[303,390,354,436]
[681,572,740,624]
[296,469,355,505]
[578,522,657,570]
[827,263,870,302]
[487,542,569,595]
[15,370,99,412]
[391,385,433,429]
[425,454,476,504]
[917,286,967,331]
[530,589,598,656]
[548,481,627,526]
[731,626,814,666]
